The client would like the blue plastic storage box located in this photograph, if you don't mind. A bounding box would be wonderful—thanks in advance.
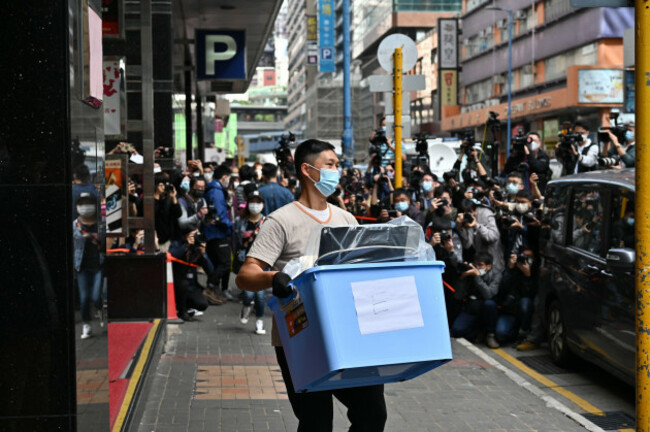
[268,261,451,393]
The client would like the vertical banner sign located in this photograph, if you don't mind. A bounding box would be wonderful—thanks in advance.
[103,58,127,137]
[437,18,459,118]
[440,70,458,106]
[82,0,104,108]
[318,0,335,72]
[101,0,121,37]
[307,15,318,65]
[105,155,128,237]
[624,69,635,113]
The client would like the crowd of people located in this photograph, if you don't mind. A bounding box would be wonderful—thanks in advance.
[77,116,634,345]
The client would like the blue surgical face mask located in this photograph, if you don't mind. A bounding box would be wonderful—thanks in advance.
[506,183,519,195]
[180,180,190,193]
[307,164,340,197]
[625,130,635,142]
[422,181,433,192]
[627,217,635,226]
[471,198,481,206]
[395,201,409,212]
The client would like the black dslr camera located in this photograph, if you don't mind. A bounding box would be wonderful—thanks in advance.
[193,231,206,245]
[517,252,533,266]
[459,129,475,156]
[597,109,627,168]
[443,169,459,183]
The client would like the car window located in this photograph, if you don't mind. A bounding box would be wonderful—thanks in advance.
[569,189,603,255]
[543,184,568,245]
[609,188,635,250]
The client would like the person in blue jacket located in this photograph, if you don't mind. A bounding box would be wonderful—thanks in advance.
[258,162,295,215]
[203,164,234,299]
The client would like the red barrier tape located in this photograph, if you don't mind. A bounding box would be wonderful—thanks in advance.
[165,252,198,268]
[443,280,455,293]
[354,215,378,221]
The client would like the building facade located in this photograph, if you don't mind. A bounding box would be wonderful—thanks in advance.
[442,0,634,156]
[350,0,462,154]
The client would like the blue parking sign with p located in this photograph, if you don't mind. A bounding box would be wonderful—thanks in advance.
[196,30,246,80]
[321,48,333,60]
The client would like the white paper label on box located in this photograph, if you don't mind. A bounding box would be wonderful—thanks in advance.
[350,276,424,335]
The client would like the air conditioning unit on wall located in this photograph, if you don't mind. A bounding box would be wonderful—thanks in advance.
[514,10,528,20]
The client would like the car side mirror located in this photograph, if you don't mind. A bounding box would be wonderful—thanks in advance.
[606,248,635,271]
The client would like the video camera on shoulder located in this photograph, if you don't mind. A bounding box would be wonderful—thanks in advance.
[275,132,296,169]
[557,121,583,153]
[511,127,529,153]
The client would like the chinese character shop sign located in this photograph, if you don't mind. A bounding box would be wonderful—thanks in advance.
[439,19,458,69]
[318,0,335,72]
[438,18,459,112]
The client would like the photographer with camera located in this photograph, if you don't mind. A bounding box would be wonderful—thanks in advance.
[504,132,550,193]
[178,177,208,233]
[258,163,295,215]
[495,245,536,344]
[428,217,464,326]
[456,198,505,273]
[368,117,406,168]
[499,189,541,258]
[377,188,425,227]
[370,164,395,206]
[451,252,502,349]
[556,122,599,175]
[601,120,635,169]
[153,172,182,252]
[169,228,212,321]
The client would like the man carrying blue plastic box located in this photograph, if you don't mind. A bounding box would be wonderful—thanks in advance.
[236,139,388,432]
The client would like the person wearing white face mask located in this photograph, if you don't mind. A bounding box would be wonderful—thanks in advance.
[236,139,387,431]
[522,132,551,193]
[233,190,268,335]
[73,192,104,340]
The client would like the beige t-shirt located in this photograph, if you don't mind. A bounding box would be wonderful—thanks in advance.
[247,201,358,346]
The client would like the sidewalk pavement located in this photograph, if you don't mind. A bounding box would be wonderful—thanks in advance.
[134,295,591,432]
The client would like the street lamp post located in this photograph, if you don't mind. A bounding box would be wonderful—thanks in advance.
[486,6,514,158]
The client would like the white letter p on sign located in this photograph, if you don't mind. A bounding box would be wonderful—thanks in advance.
[205,35,237,75]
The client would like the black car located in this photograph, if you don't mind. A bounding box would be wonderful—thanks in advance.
[539,168,635,384]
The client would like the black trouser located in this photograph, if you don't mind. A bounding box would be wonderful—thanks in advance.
[174,278,208,314]
[206,238,231,292]
[275,347,387,432]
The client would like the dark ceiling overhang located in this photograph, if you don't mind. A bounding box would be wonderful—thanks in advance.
[173,0,283,95]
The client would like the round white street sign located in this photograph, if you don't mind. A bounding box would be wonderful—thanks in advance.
[377,34,418,73]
